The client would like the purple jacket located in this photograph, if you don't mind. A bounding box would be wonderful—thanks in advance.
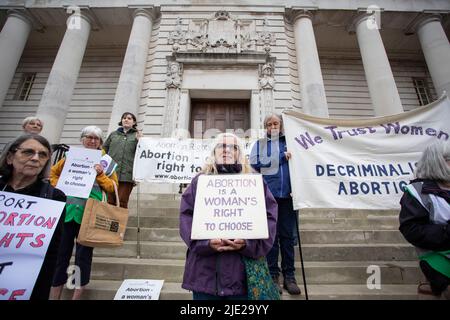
[179,173,278,296]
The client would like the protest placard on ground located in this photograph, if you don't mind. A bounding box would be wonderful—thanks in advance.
[114,279,164,300]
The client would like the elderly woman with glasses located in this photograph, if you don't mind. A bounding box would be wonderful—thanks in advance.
[49,126,118,300]
[399,141,450,300]
[0,134,66,300]
[179,132,278,300]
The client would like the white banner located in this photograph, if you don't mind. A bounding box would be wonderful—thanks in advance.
[0,192,65,300]
[56,147,102,198]
[283,95,450,210]
[133,138,255,184]
[191,174,268,239]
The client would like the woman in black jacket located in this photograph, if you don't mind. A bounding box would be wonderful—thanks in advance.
[0,134,66,300]
[399,141,450,299]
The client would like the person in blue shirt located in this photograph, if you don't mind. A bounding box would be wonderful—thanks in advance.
[250,113,301,295]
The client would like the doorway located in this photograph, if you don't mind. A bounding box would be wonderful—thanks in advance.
[189,99,250,138]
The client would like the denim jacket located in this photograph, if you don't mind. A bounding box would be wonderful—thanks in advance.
[250,135,292,198]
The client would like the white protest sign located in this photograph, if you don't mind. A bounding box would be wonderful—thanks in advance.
[133,138,255,183]
[191,174,268,239]
[114,279,164,300]
[283,94,450,210]
[56,147,102,198]
[0,191,65,300]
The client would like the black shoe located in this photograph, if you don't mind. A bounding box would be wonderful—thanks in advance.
[283,278,301,295]
[271,275,283,294]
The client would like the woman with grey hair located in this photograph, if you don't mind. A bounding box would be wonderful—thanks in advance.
[249,113,301,295]
[399,141,450,299]
[22,116,43,134]
[49,126,118,300]
[0,134,66,300]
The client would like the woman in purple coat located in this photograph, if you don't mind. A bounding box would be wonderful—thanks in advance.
[179,133,278,300]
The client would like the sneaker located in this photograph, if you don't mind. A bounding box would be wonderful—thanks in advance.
[283,278,301,295]
[271,275,283,294]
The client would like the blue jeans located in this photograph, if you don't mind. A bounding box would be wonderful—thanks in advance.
[267,197,296,279]
[193,292,248,300]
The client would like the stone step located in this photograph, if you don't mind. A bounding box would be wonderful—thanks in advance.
[89,257,421,284]
[61,280,422,300]
[127,206,400,219]
[126,216,401,229]
[93,241,417,261]
[123,227,408,244]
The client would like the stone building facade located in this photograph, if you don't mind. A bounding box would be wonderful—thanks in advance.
[0,0,449,147]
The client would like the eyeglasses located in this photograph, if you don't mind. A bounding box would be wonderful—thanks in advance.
[83,135,100,141]
[215,143,239,151]
[15,147,49,160]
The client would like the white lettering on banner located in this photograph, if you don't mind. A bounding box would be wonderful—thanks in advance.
[0,192,65,300]
[283,94,450,210]
[133,138,255,184]
[191,174,267,239]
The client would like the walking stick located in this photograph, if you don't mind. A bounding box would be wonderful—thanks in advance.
[294,209,308,300]
[136,183,141,259]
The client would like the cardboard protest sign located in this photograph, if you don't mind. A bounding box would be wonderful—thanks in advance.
[133,138,255,184]
[283,94,450,210]
[0,191,65,300]
[114,279,164,300]
[191,174,268,239]
[56,147,102,198]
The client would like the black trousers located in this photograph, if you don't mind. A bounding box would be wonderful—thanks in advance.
[420,260,449,295]
[52,221,94,287]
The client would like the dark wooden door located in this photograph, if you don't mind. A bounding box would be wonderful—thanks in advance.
[190,100,250,137]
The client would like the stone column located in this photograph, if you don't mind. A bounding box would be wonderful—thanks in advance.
[353,14,403,116]
[107,9,154,134]
[36,11,91,144]
[415,15,450,97]
[0,10,32,108]
[291,10,329,117]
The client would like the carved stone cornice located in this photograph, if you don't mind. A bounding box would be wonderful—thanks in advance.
[346,7,384,34]
[168,17,187,52]
[166,10,277,54]
[132,7,158,21]
[7,8,44,32]
[259,58,276,89]
[285,7,318,24]
[63,6,102,31]
[166,60,183,89]
[404,12,447,35]
[256,18,276,53]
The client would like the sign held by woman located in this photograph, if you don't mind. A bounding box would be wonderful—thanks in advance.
[191,174,268,240]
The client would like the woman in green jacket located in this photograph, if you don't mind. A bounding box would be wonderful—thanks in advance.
[103,112,142,208]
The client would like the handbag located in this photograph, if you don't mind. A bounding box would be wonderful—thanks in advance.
[242,256,281,300]
[77,181,129,248]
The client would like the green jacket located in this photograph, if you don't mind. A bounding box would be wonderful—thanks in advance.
[103,127,138,182]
